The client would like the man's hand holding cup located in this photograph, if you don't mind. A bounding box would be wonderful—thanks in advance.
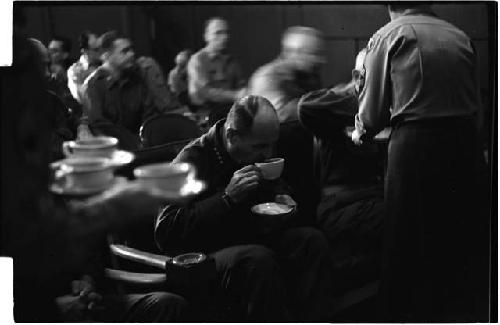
[225,165,262,204]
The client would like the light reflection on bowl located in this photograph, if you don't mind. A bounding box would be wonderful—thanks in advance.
[180,173,204,196]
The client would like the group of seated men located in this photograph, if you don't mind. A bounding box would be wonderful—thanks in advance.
[9,8,391,322]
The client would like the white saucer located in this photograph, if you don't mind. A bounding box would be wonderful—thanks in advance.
[153,179,206,203]
[251,202,294,216]
[50,176,128,197]
[108,150,135,168]
[51,150,135,170]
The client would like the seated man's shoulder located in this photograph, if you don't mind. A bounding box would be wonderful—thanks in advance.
[173,138,211,169]
[253,59,291,81]
[84,67,108,87]
[188,49,209,66]
[136,56,161,70]
[168,66,178,77]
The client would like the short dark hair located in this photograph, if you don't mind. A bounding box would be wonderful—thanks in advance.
[226,95,272,136]
[98,30,125,53]
[388,3,432,13]
[50,35,72,53]
[78,30,94,51]
[204,17,226,33]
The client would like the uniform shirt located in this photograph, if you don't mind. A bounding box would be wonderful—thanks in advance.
[356,10,481,137]
[249,58,322,123]
[85,61,163,150]
[83,56,174,121]
[187,48,244,106]
[136,56,177,113]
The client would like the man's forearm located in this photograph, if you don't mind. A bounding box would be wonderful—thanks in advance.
[156,191,232,252]
[196,85,239,104]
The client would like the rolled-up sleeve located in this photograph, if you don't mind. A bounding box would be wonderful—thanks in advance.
[356,34,392,138]
[298,86,358,140]
[187,54,239,105]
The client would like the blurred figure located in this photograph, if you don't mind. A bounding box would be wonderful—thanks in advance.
[352,4,485,321]
[46,35,82,131]
[299,48,382,187]
[85,30,173,150]
[298,48,385,276]
[155,95,336,321]
[29,38,74,161]
[248,26,325,123]
[67,30,101,104]
[48,35,73,84]
[187,17,246,125]
[168,49,191,107]
[4,11,190,321]
[67,30,102,139]
[56,274,188,322]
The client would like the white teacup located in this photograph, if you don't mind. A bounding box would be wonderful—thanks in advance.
[62,136,118,158]
[255,158,285,180]
[134,162,192,192]
[57,157,114,190]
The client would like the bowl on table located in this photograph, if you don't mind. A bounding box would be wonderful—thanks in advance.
[251,202,296,234]
[52,156,115,193]
[62,136,119,158]
[134,162,194,193]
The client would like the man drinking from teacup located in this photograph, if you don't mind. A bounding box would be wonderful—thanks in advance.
[155,95,336,321]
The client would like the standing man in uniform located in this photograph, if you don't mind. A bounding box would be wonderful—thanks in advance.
[352,4,484,322]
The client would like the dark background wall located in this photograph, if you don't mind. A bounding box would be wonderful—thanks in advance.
[19,2,494,139]
[20,2,492,88]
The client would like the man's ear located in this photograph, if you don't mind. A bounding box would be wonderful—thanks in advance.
[226,127,239,146]
[352,69,360,82]
[203,29,210,44]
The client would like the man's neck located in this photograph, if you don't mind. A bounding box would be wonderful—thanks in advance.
[205,46,226,57]
[390,7,433,21]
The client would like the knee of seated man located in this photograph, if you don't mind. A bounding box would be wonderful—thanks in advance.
[289,227,331,254]
[144,291,189,321]
[230,245,281,277]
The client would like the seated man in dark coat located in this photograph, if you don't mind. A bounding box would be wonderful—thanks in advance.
[155,95,336,321]
[298,49,385,269]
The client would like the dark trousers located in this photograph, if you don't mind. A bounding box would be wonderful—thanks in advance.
[379,117,483,322]
[95,292,188,322]
[56,291,189,322]
[317,185,385,255]
[210,227,335,322]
